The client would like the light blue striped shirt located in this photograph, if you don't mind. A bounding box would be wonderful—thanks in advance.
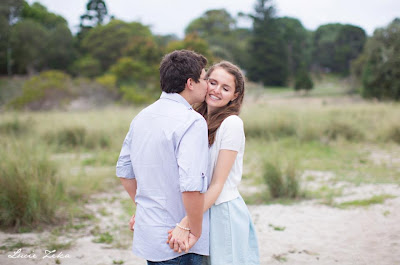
[116,92,209,261]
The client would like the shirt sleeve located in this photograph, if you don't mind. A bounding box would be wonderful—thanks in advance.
[176,118,209,193]
[220,115,245,152]
[116,122,135,179]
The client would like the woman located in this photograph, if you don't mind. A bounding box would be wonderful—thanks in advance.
[168,61,260,265]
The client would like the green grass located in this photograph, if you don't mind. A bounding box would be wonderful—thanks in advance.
[45,238,73,251]
[92,231,114,244]
[307,185,344,206]
[0,90,399,233]
[273,253,288,262]
[0,138,64,229]
[245,138,400,186]
[269,224,286,231]
[336,194,396,208]
[1,241,33,251]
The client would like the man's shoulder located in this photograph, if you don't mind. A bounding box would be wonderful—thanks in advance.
[191,109,207,124]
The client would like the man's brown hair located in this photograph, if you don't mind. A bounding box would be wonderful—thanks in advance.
[159,50,208,93]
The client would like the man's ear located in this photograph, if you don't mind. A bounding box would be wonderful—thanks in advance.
[186,78,194,91]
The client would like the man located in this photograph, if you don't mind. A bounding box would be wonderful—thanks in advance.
[116,50,209,265]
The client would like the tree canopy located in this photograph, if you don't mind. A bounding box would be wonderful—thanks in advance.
[357,19,400,100]
[2,0,399,101]
[247,0,288,86]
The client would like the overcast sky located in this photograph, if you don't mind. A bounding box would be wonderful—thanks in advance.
[26,0,400,37]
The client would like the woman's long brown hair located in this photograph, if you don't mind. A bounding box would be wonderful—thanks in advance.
[194,61,245,146]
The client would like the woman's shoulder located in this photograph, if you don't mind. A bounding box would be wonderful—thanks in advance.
[221,115,244,129]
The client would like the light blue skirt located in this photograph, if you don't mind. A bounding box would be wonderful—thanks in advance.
[205,196,260,265]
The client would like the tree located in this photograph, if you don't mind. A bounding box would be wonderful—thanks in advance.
[277,17,311,81]
[80,20,154,73]
[8,1,74,74]
[122,35,163,66]
[166,33,214,62]
[358,18,400,100]
[185,9,250,66]
[71,55,101,78]
[247,0,288,86]
[0,0,24,75]
[80,0,108,28]
[79,0,109,41]
[312,23,366,75]
[294,68,314,92]
[185,9,235,38]
[312,23,342,72]
[10,19,47,74]
[44,23,75,70]
[21,1,67,29]
[334,25,366,75]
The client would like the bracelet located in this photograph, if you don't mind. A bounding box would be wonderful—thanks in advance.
[176,223,190,231]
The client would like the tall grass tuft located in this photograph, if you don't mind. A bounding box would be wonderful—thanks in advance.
[381,123,400,144]
[0,117,32,136]
[47,126,86,148]
[0,139,65,229]
[323,119,364,141]
[45,126,111,150]
[262,159,300,199]
[245,118,296,140]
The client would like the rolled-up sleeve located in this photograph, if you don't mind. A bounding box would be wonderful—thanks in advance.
[177,119,208,193]
[116,125,135,179]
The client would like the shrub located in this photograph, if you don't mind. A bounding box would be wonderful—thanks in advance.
[71,56,102,78]
[262,159,300,199]
[294,69,314,92]
[263,161,285,198]
[95,74,118,93]
[7,70,74,110]
[120,85,156,105]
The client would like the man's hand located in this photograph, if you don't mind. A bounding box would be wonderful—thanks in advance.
[167,226,189,253]
[129,214,135,231]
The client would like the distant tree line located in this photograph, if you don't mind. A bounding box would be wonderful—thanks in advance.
[0,0,399,100]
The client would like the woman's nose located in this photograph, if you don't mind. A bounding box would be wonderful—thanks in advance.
[214,85,222,93]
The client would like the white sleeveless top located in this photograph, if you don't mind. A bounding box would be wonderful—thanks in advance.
[208,115,245,205]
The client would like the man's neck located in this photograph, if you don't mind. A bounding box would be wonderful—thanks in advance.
[179,90,194,105]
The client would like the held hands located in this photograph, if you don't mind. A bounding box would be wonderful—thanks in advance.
[166,217,200,253]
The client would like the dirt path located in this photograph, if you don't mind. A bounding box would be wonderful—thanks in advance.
[1,183,399,265]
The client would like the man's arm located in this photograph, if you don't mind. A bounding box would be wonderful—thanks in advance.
[169,119,208,252]
[120,178,137,231]
[181,191,204,238]
[120,178,137,203]
[168,191,203,252]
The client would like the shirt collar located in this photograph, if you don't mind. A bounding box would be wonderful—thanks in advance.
[160,92,193,110]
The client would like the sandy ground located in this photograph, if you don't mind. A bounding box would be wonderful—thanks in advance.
[1,171,400,265]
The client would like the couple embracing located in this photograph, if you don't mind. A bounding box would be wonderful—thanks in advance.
[116,50,260,265]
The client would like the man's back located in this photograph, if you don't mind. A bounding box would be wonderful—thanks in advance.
[117,92,209,261]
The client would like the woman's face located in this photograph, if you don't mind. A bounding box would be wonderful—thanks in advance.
[206,67,238,113]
